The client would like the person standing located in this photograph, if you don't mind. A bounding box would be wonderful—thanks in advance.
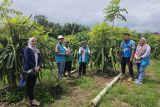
[134,37,151,85]
[78,41,90,76]
[63,41,73,77]
[120,33,135,81]
[55,35,66,78]
[23,37,42,106]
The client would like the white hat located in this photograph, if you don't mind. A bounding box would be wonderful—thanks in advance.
[58,35,64,39]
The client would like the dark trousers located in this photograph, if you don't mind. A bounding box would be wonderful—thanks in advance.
[64,61,72,76]
[26,75,37,100]
[121,57,134,77]
[79,62,87,76]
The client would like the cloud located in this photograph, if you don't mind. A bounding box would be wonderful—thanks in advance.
[10,0,160,32]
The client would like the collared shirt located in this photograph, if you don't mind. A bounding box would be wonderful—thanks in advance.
[120,40,135,58]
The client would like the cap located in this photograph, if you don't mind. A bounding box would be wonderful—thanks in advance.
[58,35,64,39]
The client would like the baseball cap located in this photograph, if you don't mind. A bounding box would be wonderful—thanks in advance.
[58,35,64,39]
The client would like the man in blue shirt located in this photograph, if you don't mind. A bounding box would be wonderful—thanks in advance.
[120,33,135,81]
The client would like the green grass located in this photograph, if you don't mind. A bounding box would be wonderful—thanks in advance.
[99,60,160,107]
[75,76,96,89]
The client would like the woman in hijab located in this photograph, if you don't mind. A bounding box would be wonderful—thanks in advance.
[78,41,90,76]
[23,37,42,105]
[134,37,151,85]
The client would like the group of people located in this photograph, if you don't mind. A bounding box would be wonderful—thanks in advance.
[120,33,151,85]
[23,35,90,105]
[55,35,90,78]
[22,33,150,105]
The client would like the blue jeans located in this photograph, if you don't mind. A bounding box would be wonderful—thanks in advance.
[137,63,147,82]
[57,63,65,78]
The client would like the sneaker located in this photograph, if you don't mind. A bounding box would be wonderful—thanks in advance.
[127,77,134,82]
[134,80,143,85]
[120,74,125,79]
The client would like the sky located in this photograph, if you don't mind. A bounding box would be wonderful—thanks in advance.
[5,0,160,32]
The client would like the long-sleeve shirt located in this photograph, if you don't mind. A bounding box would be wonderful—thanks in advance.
[135,44,151,58]
[23,47,42,71]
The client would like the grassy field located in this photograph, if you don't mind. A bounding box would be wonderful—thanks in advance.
[0,61,160,107]
[99,60,160,107]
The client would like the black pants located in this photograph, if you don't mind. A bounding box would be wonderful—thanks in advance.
[79,62,87,76]
[121,57,134,77]
[64,61,72,76]
[26,75,37,100]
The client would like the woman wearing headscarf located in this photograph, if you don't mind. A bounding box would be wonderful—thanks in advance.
[23,37,42,105]
[134,37,151,85]
[78,41,90,76]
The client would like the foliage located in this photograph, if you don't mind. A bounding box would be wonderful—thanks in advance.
[0,0,57,87]
[62,23,89,35]
[0,78,67,104]
[88,22,122,74]
[34,14,89,38]
[104,0,128,27]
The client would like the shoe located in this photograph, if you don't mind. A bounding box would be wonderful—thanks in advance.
[127,77,133,82]
[134,79,138,81]
[120,74,125,79]
[30,99,40,106]
[134,80,143,85]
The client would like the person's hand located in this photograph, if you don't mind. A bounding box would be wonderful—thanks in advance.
[130,57,133,62]
[136,56,142,60]
[81,50,84,53]
[66,50,72,56]
[35,66,40,72]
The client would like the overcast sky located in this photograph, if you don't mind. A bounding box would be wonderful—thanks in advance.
[8,0,160,32]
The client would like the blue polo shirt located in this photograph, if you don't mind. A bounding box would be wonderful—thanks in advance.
[120,40,135,58]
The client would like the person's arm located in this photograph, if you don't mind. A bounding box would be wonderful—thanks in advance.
[141,45,151,59]
[87,47,91,54]
[130,41,136,60]
[120,41,123,49]
[23,48,29,71]
[79,47,82,54]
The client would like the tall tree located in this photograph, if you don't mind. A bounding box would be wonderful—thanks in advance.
[34,15,49,27]
[104,0,128,27]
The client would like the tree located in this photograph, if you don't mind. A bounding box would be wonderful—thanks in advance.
[34,15,49,27]
[104,0,128,27]
[62,23,89,36]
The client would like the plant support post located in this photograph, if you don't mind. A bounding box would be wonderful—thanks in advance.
[91,73,122,107]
